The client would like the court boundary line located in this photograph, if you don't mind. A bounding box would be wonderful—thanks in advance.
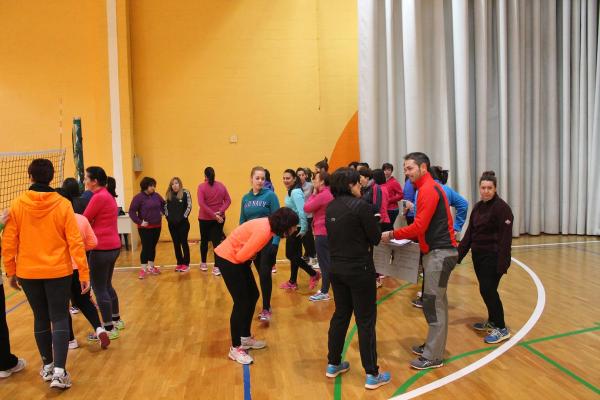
[388,256,546,400]
[102,239,600,271]
[393,324,600,395]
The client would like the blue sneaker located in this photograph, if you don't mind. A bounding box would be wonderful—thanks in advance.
[326,361,350,378]
[484,327,511,344]
[365,371,391,389]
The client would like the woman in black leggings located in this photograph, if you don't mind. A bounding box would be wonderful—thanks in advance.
[2,159,90,389]
[165,177,192,273]
[458,171,514,345]
[55,187,110,350]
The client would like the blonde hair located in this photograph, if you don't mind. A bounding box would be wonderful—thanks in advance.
[166,177,184,200]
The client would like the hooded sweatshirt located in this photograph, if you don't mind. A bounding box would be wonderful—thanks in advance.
[1,187,89,281]
[239,188,280,245]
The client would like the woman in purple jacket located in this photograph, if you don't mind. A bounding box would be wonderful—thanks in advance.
[129,177,165,280]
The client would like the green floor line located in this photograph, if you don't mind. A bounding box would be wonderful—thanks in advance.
[4,290,19,301]
[393,324,600,395]
[521,344,600,395]
[333,282,413,400]
[520,325,600,346]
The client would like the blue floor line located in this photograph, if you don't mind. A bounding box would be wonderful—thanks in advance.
[243,364,251,400]
[5,299,27,315]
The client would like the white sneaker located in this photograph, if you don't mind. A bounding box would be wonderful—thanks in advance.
[212,266,221,276]
[50,370,72,389]
[68,339,79,349]
[40,363,54,381]
[240,336,266,350]
[228,346,254,365]
[0,358,26,378]
[200,263,208,271]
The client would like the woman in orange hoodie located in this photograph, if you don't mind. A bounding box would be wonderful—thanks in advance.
[1,159,89,390]
[214,207,299,365]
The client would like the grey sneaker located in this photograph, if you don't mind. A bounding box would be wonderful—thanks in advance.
[411,344,425,356]
[0,358,26,378]
[473,321,496,332]
[409,357,443,370]
[40,363,54,382]
[50,370,72,389]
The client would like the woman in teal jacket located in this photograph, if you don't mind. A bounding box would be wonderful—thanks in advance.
[239,166,280,322]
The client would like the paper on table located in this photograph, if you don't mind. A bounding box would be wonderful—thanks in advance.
[390,239,412,246]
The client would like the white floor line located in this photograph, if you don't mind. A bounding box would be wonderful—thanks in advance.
[113,240,599,271]
[114,259,292,271]
[389,256,546,400]
[512,240,600,249]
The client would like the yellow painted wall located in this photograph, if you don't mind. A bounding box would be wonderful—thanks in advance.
[0,1,114,178]
[129,0,358,239]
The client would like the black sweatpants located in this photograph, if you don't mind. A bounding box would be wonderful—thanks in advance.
[168,219,190,265]
[302,218,316,258]
[0,284,19,371]
[473,250,506,329]
[328,270,378,376]
[216,255,259,348]
[199,219,224,263]
[68,269,102,341]
[286,229,316,284]
[89,249,121,330]
[19,276,72,369]
[253,243,276,311]
[139,227,161,264]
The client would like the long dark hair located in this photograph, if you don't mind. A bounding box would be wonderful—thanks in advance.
[205,167,215,186]
[283,168,301,195]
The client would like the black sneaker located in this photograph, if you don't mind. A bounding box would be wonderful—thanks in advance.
[411,297,423,308]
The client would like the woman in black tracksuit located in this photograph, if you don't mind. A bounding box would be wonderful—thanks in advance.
[324,168,390,390]
[165,177,192,272]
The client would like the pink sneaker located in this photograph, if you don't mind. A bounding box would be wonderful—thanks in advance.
[279,281,298,290]
[200,263,208,272]
[174,265,183,272]
[149,266,161,275]
[138,269,146,279]
[258,309,272,322]
[271,265,277,274]
[179,265,190,273]
[309,271,321,290]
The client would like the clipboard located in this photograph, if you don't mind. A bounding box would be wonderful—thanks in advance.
[373,240,420,283]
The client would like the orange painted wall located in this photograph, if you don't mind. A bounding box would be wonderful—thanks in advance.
[0,1,114,177]
[128,0,358,239]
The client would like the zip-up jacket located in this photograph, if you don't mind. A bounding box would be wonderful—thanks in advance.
[326,195,381,274]
[165,189,192,225]
[83,187,120,250]
[285,187,308,234]
[392,172,457,253]
[215,218,273,264]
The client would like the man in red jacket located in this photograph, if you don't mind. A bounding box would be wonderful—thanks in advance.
[381,152,458,370]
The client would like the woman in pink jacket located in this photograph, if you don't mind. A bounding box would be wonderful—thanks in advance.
[304,171,334,302]
[197,167,231,275]
[56,188,110,350]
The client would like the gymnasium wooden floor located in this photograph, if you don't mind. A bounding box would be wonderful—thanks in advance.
[2,235,599,399]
